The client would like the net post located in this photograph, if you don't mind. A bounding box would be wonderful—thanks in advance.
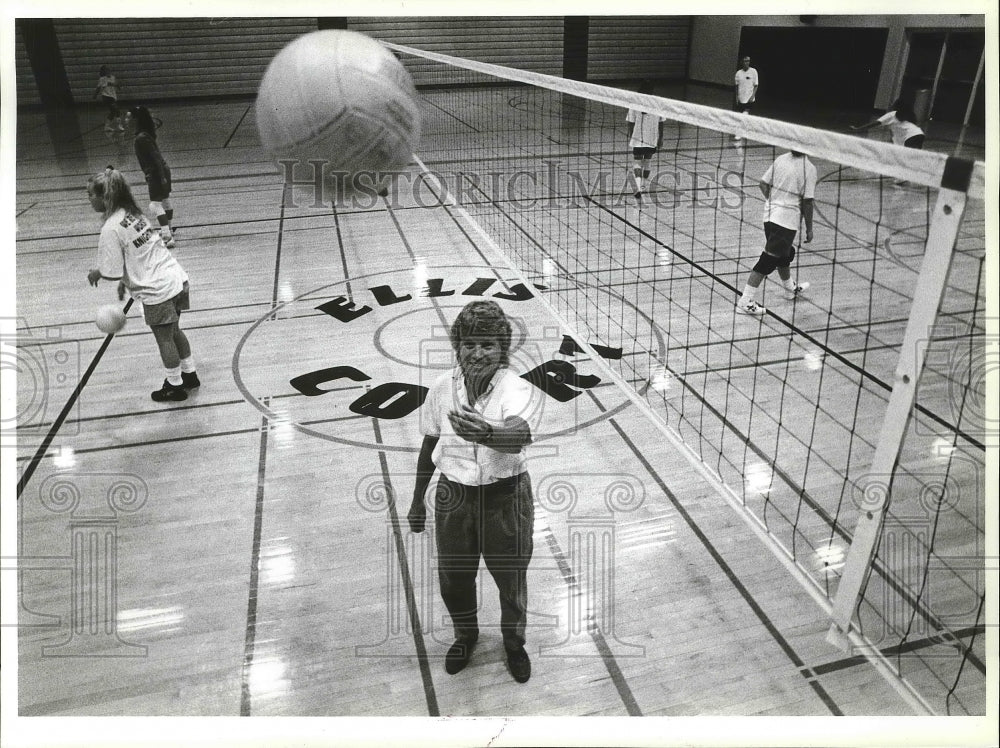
[826,183,971,652]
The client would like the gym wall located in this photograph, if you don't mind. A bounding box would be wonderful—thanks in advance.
[14,16,692,108]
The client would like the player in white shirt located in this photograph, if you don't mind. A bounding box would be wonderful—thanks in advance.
[86,167,200,402]
[733,56,759,142]
[851,99,925,185]
[736,151,817,316]
[626,80,665,198]
[407,301,543,683]
[733,56,759,113]
[852,99,925,148]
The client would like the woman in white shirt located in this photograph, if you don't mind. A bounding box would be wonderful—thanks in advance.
[851,99,925,149]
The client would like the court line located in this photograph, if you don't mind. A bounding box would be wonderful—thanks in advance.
[240,403,271,716]
[15,298,135,499]
[13,404,372,460]
[535,513,643,715]
[223,103,254,149]
[607,413,844,715]
[370,416,440,716]
[811,623,987,678]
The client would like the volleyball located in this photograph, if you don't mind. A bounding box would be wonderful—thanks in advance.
[95,304,127,334]
[255,30,421,178]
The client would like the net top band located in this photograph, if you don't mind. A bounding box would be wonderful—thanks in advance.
[385,41,986,200]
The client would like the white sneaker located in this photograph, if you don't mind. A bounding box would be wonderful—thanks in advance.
[784,281,810,300]
[737,299,766,316]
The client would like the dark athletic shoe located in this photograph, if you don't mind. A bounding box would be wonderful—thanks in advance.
[151,379,188,402]
[445,636,478,675]
[181,371,201,390]
[505,645,531,683]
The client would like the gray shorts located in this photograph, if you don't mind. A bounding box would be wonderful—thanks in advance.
[143,281,190,326]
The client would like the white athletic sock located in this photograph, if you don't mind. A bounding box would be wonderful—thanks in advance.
[740,286,757,304]
[783,277,797,291]
[179,356,196,373]
[165,366,182,386]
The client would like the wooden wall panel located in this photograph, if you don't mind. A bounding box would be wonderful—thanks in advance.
[349,17,564,86]
[50,17,317,102]
[587,16,690,81]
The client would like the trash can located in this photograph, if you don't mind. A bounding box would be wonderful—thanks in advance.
[912,88,931,126]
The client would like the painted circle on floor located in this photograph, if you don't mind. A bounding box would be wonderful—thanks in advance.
[233,265,665,452]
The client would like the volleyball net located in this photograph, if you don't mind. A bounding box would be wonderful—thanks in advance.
[386,42,989,716]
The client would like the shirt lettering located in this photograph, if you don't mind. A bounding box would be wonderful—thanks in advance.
[133,228,154,248]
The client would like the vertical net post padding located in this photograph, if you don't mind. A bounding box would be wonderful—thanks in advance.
[827,183,971,646]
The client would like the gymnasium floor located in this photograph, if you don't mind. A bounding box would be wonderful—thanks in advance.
[5,78,991,744]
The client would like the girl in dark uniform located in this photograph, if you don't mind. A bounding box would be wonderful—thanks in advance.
[126,106,176,248]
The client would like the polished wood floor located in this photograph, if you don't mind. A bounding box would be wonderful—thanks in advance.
[6,82,992,746]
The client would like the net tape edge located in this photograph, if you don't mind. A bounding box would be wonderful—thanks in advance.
[385,41,985,200]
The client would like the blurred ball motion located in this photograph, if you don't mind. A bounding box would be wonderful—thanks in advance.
[95,304,127,334]
[255,30,421,177]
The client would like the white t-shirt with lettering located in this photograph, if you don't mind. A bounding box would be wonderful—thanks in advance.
[98,208,187,305]
[422,366,543,486]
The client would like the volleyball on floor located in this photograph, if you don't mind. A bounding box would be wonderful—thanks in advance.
[95,304,127,334]
[255,30,421,176]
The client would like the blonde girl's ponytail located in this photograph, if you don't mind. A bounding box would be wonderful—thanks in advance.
[88,165,142,221]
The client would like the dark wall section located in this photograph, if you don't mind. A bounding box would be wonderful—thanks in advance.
[738,26,888,113]
[563,16,589,81]
[16,19,74,109]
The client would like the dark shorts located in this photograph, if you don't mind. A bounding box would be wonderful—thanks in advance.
[904,134,925,149]
[752,223,797,274]
[143,281,189,327]
[763,221,797,260]
[147,165,172,202]
[735,102,753,114]
[632,146,657,159]
[101,95,117,106]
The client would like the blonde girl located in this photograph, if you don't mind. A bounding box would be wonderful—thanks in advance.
[86,166,199,402]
